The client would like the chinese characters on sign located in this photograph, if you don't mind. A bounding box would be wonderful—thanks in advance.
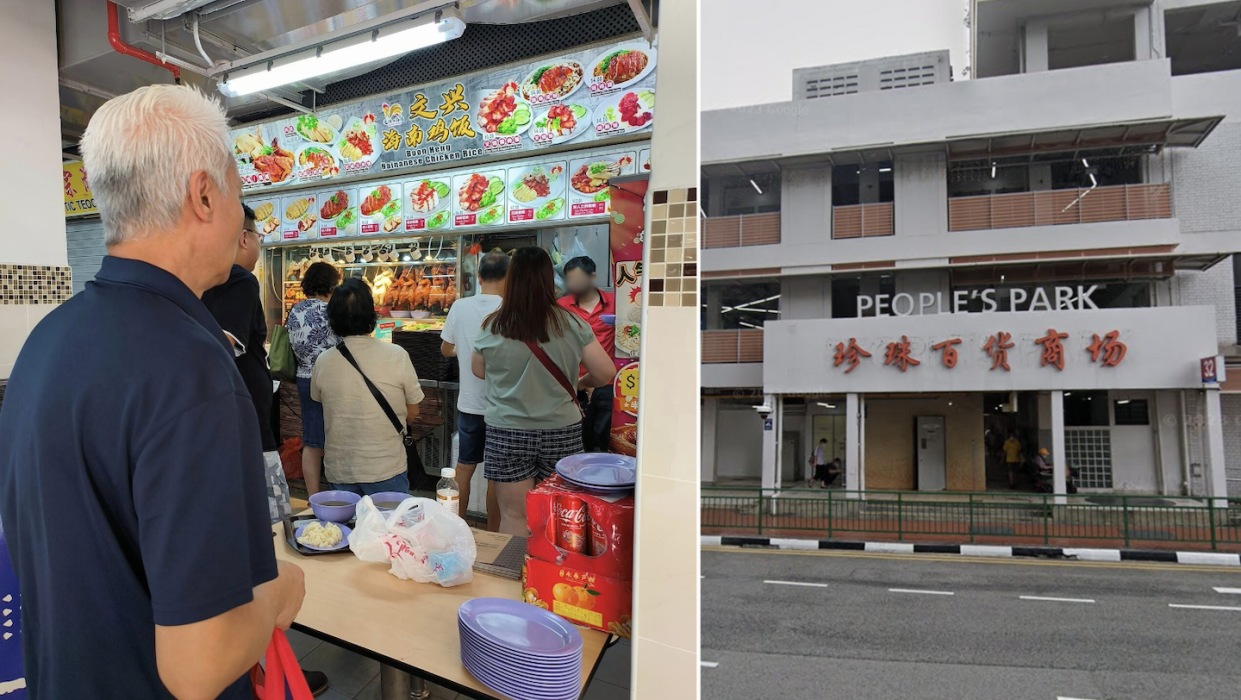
[833,330,1128,373]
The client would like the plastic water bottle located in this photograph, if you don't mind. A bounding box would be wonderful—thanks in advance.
[437,467,460,516]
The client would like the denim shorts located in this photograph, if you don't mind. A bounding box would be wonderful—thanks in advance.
[296,377,325,449]
[330,471,410,496]
[457,411,486,466]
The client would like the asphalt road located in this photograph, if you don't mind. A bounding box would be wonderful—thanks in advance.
[701,547,1241,700]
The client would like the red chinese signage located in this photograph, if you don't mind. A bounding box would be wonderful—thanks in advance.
[833,329,1128,373]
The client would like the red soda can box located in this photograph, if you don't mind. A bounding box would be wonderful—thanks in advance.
[554,494,589,554]
[526,475,635,580]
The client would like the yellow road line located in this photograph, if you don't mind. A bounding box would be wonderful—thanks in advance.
[700,545,1241,574]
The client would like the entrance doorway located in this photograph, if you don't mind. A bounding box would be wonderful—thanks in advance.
[983,391,1040,491]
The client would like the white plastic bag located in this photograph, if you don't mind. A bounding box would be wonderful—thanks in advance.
[347,495,476,587]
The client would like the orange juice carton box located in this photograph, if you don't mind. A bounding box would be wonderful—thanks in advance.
[521,555,632,638]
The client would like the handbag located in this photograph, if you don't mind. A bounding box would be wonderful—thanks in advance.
[337,342,431,491]
[269,324,298,383]
[250,629,314,700]
[524,341,586,420]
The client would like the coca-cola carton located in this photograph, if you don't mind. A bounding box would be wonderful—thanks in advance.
[522,556,632,638]
[526,475,634,579]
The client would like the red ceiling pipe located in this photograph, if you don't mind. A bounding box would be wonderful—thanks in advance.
[106,1,181,83]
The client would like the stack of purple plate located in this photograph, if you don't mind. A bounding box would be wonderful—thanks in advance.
[555,453,637,493]
[458,598,583,700]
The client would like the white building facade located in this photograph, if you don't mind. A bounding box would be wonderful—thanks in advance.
[701,0,1241,498]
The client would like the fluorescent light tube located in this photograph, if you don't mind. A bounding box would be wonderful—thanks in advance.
[750,179,762,195]
[991,163,996,178]
[219,11,465,97]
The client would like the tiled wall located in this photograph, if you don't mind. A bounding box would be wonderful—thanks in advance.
[0,263,72,305]
[646,188,698,308]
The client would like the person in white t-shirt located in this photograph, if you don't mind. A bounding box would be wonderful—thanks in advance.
[441,251,509,531]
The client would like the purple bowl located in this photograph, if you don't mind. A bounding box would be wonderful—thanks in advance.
[601,314,616,326]
[309,490,361,523]
[370,491,411,513]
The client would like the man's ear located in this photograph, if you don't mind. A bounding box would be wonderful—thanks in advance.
[187,170,215,223]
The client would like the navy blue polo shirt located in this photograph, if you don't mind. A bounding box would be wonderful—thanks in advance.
[0,256,278,699]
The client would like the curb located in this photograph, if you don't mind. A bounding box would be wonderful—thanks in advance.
[699,535,1241,567]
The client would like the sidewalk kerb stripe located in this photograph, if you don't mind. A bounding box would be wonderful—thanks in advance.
[1062,548,1121,562]
[1176,552,1241,567]
[700,661,719,668]
[1019,595,1095,604]
[1168,604,1241,611]
[889,588,954,596]
[700,535,722,547]
[770,537,821,551]
[865,542,914,554]
[960,545,1013,558]
[764,580,828,588]
[1213,587,1241,595]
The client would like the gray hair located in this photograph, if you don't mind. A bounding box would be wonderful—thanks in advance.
[79,85,236,246]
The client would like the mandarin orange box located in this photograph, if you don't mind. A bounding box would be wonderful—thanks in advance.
[521,555,631,638]
[526,475,634,579]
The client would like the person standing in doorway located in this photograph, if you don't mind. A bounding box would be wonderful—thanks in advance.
[808,438,828,487]
[558,256,616,452]
[442,251,509,531]
[1004,432,1023,488]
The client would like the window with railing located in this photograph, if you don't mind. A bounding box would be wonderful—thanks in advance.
[702,172,782,249]
[832,162,894,239]
[701,281,778,363]
[947,152,1168,231]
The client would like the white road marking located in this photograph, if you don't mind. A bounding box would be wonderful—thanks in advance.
[1057,696,1100,700]
[764,580,828,588]
[700,661,719,668]
[1168,604,1241,612]
[1213,587,1241,595]
[888,588,954,596]
[1020,596,1095,604]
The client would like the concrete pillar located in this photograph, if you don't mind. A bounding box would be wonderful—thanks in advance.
[1023,20,1049,73]
[846,393,862,497]
[1134,6,1152,61]
[1204,388,1228,506]
[760,394,779,491]
[1051,390,1067,505]
[701,399,718,484]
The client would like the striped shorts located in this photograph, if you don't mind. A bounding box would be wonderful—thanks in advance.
[484,422,584,483]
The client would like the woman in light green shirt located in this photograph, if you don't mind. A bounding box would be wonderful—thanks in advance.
[472,247,616,535]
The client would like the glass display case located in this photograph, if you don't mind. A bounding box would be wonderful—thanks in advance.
[259,224,613,338]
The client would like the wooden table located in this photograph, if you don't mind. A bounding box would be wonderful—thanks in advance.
[272,524,612,700]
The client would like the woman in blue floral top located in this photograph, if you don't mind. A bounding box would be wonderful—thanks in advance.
[285,262,340,494]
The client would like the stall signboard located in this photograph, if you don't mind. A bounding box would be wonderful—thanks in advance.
[316,187,357,239]
[607,176,646,457]
[638,148,651,174]
[507,160,568,224]
[357,180,404,236]
[452,169,508,229]
[567,150,637,219]
[63,161,96,216]
[403,176,453,233]
[250,196,281,243]
[230,37,657,194]
[608,178,648,262]
[280,193,317,241]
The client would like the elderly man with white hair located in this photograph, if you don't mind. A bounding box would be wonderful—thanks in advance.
[0,85,306,700]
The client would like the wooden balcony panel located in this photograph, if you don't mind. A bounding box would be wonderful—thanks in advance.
[741,213,781,246]
[737,330,765,363]
[702,331,740,364]
[1034,190,1082,226]
[832,205,863,239]
[703,217,741,249]
[989,192,1035,229]
[861,203,895,238]
[1126,183,1171,220]
[1080,186,1126,223]
[948,197,991,231]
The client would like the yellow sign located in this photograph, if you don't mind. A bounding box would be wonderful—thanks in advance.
[63,161,97,216]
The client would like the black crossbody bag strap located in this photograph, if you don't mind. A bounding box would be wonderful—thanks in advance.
[336,342,407,439]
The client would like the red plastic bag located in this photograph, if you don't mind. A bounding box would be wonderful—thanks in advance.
[250,629,314,700]
[279,438,303,481]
